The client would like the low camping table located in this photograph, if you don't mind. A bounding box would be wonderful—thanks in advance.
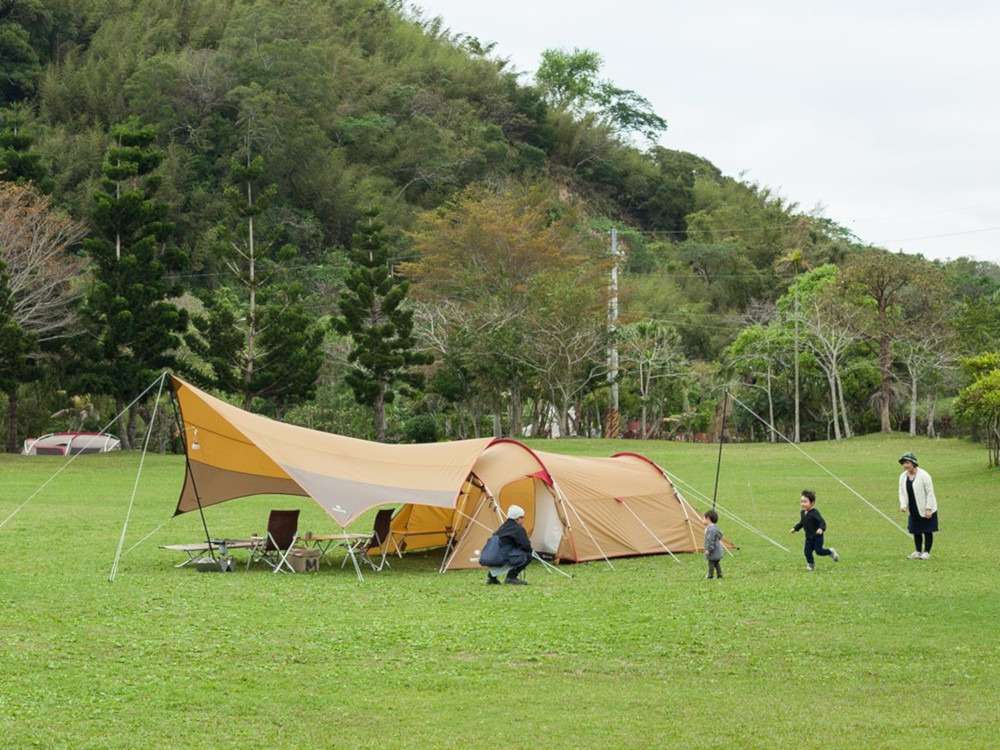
[160,539,258,568]
[298,533,370,581]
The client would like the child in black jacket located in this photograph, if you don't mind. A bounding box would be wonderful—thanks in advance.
[791,490,840,571]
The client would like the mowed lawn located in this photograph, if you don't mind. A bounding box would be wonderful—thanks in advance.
[0,434,997,749]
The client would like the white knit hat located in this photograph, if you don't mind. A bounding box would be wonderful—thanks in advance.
[507,505,526,520]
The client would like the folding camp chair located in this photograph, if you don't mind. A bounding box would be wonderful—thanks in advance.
[247,510,300,573]
[360,508,395,572]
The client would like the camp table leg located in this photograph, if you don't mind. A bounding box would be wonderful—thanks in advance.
[319,538,336,562]
[343,538,365,582]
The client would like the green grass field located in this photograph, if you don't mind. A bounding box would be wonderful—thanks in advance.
[1,434,997,749]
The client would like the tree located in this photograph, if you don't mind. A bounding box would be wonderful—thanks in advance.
[535,48,667,141]
[955,353,1000,467]
[517,268,607,437]
[0,183,85,341]
[795,271,862,440]
[81,118,188,447]
[408,182,591,437]
[842,250,944,433]
[334,208,431,441]
[186,126,325,413]
[892,265,955,436]
[620,320,685,438]
[0,182,85,451]
[0,259,36,452]
[0,104,48,189]
[775,242,812,442]
[726,321,786,442]
[0,0,51,101]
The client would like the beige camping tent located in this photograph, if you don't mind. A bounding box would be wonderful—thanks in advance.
[170,376,728,567]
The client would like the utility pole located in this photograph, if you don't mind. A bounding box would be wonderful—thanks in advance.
[605,227,620,439]
[794,284,800,443]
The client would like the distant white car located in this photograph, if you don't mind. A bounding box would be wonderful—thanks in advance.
[22,432,122,456]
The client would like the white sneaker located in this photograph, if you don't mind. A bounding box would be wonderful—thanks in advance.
[908,551,922,559]
[830,548,840,562]
[920,552,930,560]
[805,564,815,571]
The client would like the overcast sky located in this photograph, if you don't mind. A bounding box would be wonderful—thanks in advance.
[414,0,1000,264]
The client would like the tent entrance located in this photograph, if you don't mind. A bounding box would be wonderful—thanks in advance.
[378,474,570,571]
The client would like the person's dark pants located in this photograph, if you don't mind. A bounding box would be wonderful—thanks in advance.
[913,532,934,553]
[803,535,833,565]
[506,549,531,581]
[706,559,723,578]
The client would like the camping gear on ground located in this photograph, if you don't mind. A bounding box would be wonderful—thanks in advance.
[288,548,321,573]
[168,375,732,571]
[295,532,369,580]
[160,539,257,568]
[22,432,121,456]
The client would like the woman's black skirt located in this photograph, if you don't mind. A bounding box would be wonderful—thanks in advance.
[908,511,939,534]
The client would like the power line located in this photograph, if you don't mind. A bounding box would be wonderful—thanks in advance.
[879,225,1000,244]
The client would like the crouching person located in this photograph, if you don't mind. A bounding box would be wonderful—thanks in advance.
[480,505,533,585]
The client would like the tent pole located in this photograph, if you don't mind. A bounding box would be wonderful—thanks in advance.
[441,483,490,572]
[664,467,790,553]
[168,380,215,559]
[109,372,167,582]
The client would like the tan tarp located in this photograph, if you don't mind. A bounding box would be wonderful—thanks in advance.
[172,376,490,524]
[170,376,731,563]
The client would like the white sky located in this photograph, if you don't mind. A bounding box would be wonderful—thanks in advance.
[414,0,1000,264]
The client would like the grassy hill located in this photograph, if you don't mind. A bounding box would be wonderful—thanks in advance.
[1,433,996,748]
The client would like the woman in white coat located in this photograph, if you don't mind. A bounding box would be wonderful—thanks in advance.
[898,452,938,559]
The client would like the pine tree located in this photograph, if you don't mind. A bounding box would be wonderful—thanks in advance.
[0,104,49,189]
[186,141,325,414]
[334,208,431,441]
[81,118,187,447]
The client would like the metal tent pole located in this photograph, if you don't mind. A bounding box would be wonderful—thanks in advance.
[168,378,216,560]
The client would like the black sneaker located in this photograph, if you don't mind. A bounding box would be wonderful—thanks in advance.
[486,575,500,585]
[505,577,528,585]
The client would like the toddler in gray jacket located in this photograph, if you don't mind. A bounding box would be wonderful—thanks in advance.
[703,509,725,579]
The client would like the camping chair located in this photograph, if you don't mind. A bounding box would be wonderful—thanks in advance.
[357,508,395,572]
[247,510,300,573]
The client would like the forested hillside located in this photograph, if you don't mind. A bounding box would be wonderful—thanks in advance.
[2,0,1000,461]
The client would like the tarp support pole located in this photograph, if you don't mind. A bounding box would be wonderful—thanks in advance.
[666,468,790,553]
[110,372,166,582]
[712,390,730,512]
[168,379,215,559]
